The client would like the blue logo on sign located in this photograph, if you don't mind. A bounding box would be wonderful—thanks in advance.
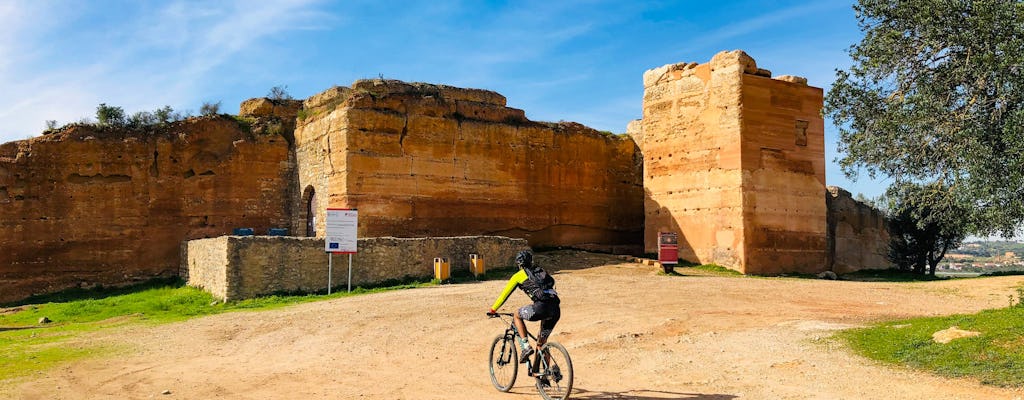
[329,243,339,249]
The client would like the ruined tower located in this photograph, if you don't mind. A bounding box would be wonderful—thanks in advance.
[634,50,827,274]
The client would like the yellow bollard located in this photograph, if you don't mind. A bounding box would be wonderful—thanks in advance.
[433,257,450,282]
[470,254,485,277]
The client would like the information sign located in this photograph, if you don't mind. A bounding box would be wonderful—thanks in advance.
[325,208,358,253]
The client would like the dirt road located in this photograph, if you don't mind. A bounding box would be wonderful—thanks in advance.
[5,251,1024,399]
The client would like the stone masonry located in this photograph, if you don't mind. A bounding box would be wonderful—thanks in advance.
[184,235,528,300]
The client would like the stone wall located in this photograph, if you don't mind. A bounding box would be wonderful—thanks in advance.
[294,80,644,251]
[639,50,827,274]
[826,187,891,273]
[0,117,293,303]
[184,235,529,300]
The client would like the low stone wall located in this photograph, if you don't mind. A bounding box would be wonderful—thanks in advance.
[184,235,529,300]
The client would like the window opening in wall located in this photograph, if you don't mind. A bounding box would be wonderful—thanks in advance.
[795,120,809,146]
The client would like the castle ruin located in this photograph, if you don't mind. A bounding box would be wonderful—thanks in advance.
[0,50,889,303]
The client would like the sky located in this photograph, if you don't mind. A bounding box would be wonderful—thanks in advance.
[0,0,890,199]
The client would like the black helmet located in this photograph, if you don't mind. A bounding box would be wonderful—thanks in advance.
[515,250,533,270]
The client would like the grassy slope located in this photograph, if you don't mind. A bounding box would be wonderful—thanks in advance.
[837,302,1024,387]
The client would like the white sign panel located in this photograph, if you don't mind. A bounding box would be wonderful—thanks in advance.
[325,208,358,253]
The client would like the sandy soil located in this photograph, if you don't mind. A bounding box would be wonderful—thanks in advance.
[4,251,1024,399]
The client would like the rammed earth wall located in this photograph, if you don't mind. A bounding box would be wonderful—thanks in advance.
[183,235,529,300]
[637,50,828,274]
[293,80,644,251]
[0,117,293,303]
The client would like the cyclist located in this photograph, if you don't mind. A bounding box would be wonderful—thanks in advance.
[487,250,560,366]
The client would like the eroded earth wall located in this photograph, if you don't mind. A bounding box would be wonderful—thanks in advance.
[827,186,891,273]
[0,117,292,303]
[739,61,828,274]
[640,53,747,268]
[295,80,644,250]
[640,50,827,274]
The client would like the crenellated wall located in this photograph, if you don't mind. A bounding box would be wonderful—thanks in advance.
[0,117,293,303]
[294,80,644,250]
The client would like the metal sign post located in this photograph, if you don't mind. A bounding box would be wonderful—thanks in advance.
[325,208,358,293]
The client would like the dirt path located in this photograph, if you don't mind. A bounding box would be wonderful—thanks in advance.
[5,251,1024,399]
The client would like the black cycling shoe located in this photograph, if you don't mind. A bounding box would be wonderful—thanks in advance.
[538,377,551,388]
[519,347,534,363]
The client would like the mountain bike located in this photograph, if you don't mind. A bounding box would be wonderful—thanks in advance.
[487,312,573,400]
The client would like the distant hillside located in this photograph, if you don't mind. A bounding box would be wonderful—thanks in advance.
[955,241,1024,257]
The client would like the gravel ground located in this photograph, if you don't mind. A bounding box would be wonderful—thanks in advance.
[4,251,1024,399]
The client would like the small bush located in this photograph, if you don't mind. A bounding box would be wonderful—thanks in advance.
[95,103,126,127]
[268,85,293,101]
[200,101,222,116]
[127,111,157,128]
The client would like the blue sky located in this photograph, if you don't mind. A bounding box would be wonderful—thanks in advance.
[0,0,889,198]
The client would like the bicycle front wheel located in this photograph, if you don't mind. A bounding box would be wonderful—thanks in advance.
[537,342,573,400]
[488,334,518,392]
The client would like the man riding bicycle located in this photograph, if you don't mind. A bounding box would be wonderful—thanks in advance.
[487,250,560,365]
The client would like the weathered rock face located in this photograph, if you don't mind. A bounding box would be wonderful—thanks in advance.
[0,117,292,303]
[639,50,827,274]
[294,80,644,250]
[826,186,891,273]
[239,98,303,119]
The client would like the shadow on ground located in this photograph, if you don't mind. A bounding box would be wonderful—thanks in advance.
[569,387,738,400]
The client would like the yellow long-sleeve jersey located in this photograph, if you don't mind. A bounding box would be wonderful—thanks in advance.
[489,270,529,312]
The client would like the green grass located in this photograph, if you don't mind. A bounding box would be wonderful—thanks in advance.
[837,305,1024,387]
[0,277,439,381]
[692,263,743,276]
[841,268,950,282]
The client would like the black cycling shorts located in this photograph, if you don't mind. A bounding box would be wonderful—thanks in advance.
[517,297,560,341]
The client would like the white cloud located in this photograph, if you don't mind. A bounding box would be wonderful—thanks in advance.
[679,2,849,56]
[0,0,330,144]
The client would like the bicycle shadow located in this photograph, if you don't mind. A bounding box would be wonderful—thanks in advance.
[568,387,738,400]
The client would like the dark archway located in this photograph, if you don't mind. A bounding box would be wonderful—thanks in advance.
[303,186,316,237]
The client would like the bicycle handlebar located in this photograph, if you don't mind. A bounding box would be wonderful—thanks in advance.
[487,312,513,318]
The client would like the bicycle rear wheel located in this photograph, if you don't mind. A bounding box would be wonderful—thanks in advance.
[536,342,573,400]
[488,334,518,392]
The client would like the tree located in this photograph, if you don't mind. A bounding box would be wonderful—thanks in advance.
[200,101,222,116]
[267,85,293,101]
[824,0,1024,237]
[885,182,969,275]
[128,111,157,128]
[95,103,126,127]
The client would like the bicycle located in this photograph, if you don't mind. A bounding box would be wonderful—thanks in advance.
[487,312,573,400]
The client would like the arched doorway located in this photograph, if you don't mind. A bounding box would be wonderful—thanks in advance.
[303,186,316,237]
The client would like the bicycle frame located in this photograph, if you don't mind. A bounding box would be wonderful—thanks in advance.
[493,313,541,373]
[488,312,572,400]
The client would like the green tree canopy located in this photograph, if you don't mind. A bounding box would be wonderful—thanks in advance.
[885,182,969,275]
[825,0,1024,237]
